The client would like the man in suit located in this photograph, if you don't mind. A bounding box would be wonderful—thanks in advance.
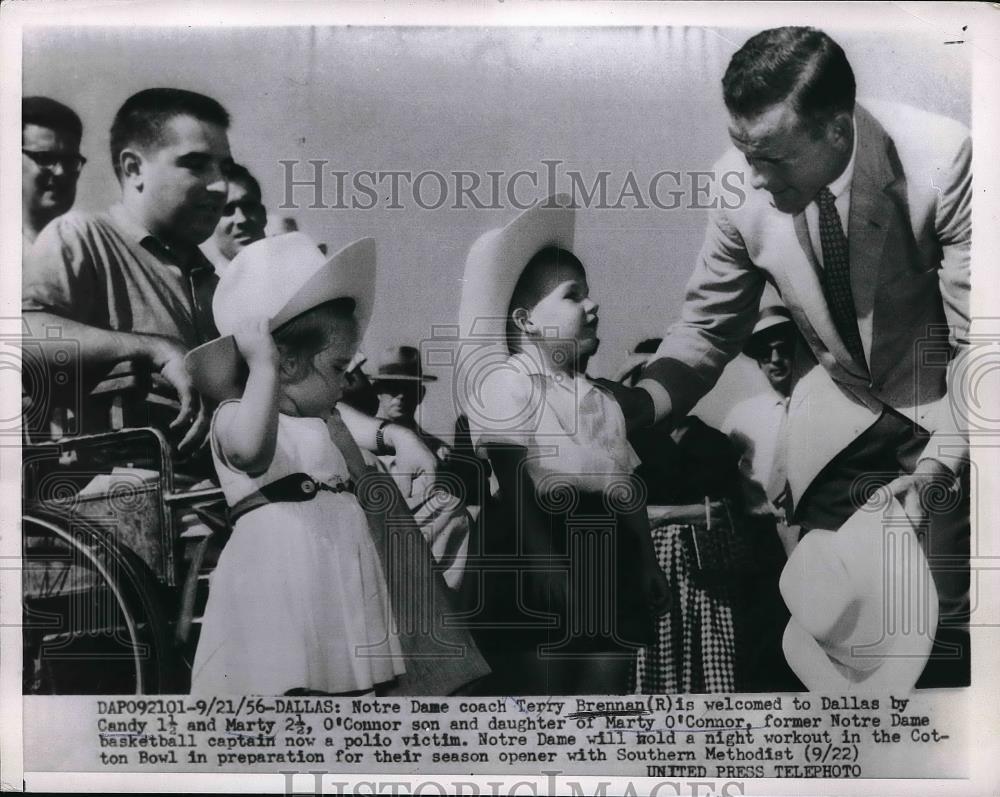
[628,27,970,687]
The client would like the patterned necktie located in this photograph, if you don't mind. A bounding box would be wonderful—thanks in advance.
[816,187,867,368]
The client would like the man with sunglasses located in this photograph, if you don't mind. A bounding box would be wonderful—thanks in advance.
[724,304,797,524]
[722,303,804,691]
[22,96,86,245]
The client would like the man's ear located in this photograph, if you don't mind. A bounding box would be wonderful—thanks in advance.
[511,306,534,335]
[119,148,144,188]
[826,111,853,150]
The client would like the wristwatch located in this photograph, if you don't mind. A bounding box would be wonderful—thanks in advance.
[375,420,392,455]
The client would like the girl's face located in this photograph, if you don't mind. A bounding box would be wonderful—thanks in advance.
[281,317,359,415]
[524,273,600,365]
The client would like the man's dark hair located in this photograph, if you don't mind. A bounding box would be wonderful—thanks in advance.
[722,27,855,131]
[109,88,230,181]
[224,162,262,200]
[23,96,83,141]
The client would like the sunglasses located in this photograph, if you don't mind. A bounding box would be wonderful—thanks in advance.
[22,149,87,174]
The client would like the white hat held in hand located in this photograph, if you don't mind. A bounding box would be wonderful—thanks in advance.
[780,494,939,691]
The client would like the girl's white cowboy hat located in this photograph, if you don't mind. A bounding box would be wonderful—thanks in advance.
[779,494,939,691]
[185,232,375,402]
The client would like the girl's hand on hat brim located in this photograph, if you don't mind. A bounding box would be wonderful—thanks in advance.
[233,317,280,372]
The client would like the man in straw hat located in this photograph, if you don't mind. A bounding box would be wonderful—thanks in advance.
[624,26,970,687]
[722,301,807,690]
[724,302,798,527]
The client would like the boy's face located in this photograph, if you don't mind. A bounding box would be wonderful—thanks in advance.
[523,271,600,362]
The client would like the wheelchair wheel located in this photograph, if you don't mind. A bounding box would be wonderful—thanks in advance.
[22,506,176,694]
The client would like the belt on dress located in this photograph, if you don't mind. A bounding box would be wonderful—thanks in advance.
[228,472,355,524]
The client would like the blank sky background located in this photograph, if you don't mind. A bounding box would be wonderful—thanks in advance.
[23,26,970,436]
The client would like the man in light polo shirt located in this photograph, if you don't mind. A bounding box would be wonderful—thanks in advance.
[24,88,231,450]
[24,89,441,484]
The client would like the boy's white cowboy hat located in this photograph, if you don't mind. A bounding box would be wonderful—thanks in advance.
[458,194,575,342]
[455,195,575,423]
[779,494,939,692]
[185,232,375,402]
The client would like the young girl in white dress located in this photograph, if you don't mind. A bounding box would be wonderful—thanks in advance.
[188,234,404,695]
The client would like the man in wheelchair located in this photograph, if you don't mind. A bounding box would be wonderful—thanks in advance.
[23,87,436,480]
[20,87,441,694]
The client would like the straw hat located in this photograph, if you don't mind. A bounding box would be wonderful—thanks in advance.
[744,304,794,358]
[185,232,375,402]
[779,495,939,691]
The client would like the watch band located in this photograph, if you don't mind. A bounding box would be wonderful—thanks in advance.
[375,420,392,455]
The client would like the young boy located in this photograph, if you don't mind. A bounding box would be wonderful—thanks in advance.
[458,196,668,695]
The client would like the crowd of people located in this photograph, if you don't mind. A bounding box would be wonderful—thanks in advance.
[21,25,970,696]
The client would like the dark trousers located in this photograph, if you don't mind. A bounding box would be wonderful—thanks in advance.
[794,409,970,688]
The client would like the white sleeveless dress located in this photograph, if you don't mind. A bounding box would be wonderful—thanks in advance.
[191,405,404,695]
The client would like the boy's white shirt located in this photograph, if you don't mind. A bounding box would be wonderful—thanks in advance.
[472,349,640,493]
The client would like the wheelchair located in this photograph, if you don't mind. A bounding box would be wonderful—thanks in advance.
[22,368,230,695]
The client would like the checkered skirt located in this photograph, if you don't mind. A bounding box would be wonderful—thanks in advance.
[635,512,739,693]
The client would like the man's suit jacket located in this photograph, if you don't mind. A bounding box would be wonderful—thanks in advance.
[642,102,971,503]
